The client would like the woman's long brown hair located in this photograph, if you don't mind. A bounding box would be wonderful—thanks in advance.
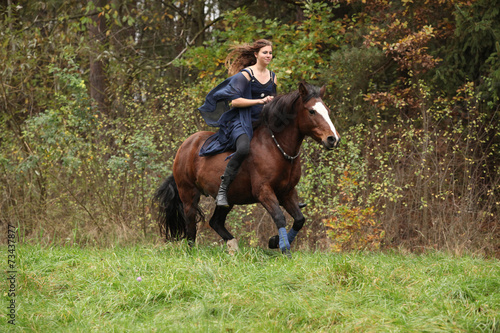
[225,39,273,76]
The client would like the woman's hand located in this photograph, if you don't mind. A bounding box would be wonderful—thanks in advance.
[261,96,274,105]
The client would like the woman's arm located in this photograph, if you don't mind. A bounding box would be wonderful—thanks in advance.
[231,96,272,107]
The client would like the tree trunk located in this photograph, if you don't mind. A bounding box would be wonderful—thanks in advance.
[88,0,109,114]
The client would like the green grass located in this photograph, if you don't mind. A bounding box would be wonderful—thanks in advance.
[2,243,499,332]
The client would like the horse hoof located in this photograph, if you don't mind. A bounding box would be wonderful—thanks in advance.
[268,235,279,249]
[216,201,230,208]
[227,238,239,255]
[282,249,292,259]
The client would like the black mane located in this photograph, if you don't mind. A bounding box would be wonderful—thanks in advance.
[257,83,321,131]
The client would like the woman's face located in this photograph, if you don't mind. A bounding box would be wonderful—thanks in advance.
[255,45,273,66]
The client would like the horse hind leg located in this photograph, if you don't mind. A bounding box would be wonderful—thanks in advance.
[209,205,239,254]
[178,186,202,246]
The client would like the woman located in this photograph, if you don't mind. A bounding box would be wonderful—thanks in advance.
[198,39,277,206]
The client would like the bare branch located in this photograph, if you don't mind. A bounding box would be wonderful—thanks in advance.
[159,0,187,21]
[157,15,224,69]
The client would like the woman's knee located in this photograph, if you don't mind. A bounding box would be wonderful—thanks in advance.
[235,135,250,156]
[237,143,250,157]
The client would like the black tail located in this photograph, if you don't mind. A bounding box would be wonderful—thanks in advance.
[152,175,187,240]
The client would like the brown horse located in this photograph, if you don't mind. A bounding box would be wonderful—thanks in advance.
[153,82,340,257]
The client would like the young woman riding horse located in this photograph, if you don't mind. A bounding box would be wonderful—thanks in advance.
[153,75,341,256]
[198,39,276,207]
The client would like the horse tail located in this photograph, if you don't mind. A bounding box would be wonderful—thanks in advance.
[152,174,187,240]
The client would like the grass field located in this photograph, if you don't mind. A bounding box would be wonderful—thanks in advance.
[2,243,499,332]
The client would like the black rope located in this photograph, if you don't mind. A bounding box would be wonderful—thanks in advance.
[270,133,300,161]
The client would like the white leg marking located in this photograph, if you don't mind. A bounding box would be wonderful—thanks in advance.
[227,238,239,255]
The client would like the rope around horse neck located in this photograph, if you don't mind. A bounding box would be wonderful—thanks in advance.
[270,132,300,161]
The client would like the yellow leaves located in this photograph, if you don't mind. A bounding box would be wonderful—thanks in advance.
[322,166,384,252]
[323,205,384,252]
[422,25,434,35]
[199,71,209,79]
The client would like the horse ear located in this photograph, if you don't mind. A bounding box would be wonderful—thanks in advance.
[320,85,326,98]
[298,81,308,98]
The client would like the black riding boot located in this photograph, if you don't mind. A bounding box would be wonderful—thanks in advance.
[216,166,238,207]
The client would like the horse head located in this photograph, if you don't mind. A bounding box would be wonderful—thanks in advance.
[297,82,340,150]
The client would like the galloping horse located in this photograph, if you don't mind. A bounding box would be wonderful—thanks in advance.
[153,82,340,257]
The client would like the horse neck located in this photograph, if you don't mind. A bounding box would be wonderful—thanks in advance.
[271,116,304,157]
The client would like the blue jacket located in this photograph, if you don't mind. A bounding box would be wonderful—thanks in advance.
[198,70,275,156]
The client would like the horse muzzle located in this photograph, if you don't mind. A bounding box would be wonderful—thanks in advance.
[323,135,340,150]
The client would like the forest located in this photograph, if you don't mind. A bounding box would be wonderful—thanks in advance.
[1,0,499,256]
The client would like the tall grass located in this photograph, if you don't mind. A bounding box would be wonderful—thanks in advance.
[3,244,499,332]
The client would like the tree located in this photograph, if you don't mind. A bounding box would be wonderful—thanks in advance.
[88,0,109,114]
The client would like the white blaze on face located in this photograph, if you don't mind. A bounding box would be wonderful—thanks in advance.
[313,101,340,141]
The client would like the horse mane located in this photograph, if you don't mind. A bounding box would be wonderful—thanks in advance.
[257,82,321,130]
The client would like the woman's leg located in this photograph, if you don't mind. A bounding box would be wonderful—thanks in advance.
[216,134,250,206]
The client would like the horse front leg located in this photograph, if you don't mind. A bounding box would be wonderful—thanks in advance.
[282,189,305,245]
[268,189,305,250]
[258,188,292,258]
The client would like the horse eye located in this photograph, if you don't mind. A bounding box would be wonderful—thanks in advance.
[309,109,315,115]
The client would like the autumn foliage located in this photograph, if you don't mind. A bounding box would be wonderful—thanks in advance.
[1,0,498,255]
